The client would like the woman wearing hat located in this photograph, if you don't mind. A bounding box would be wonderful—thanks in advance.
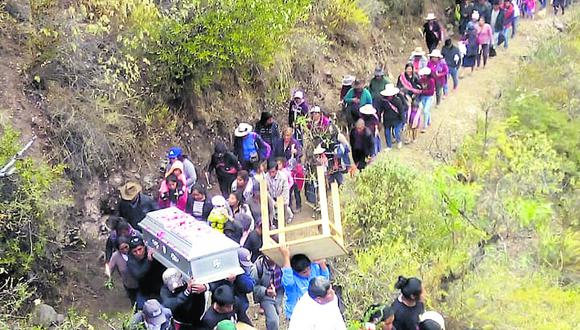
[233,123,271,172]
[288,90,309,143]
[418,67,435,132]
[427,49,449,106]
[377,85,405,150]
[369,67,391,100]
[359,104,381,155]
[423,13,444,53]
[408,47,428,72]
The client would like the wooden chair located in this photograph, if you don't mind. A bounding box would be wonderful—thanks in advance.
[258,166,347,266]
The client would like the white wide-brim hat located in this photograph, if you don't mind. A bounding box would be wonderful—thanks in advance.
[342,75,356,86]
[293,90,304,99]
[234,123,253,137]
[380,84,400,97]
[418,67,432,76]
[359,104,377,115]
[428,49,443,58]
[420,311,446,330]
[313,144,326,155]
[425,13,436,20]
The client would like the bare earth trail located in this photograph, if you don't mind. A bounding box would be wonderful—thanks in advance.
[382,15,555,170]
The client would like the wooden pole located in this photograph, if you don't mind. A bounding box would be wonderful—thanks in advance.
[259,174,270,242]
[330,182,343,244]
[317,166,330,236]
[276,198,286,245]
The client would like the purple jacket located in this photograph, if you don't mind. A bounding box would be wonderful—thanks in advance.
[427,59,449,86]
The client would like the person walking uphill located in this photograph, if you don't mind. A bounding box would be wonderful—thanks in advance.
[278,245,330,320]
[377,84,405,150]
[119,182,159,231]
[288,277,346,330]
[349,119,375,170]
[206,142,240,197]
[476,17,493,68]
[390,276,425,330]
[427,49,449,105]
[423,13,444,53]
[368,67,390,100]
[441,39,461,91]
[127,236,166,309]
[255,111,281,150]
[418,67,435,132]
[233,123,271,172]
[343,79,373,127]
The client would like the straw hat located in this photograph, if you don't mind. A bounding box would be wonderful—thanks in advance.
[380,84,400,97]
[425,13,436,20]
[359,104,377,115]
[119,182,142,201]
[341,75,356,86]
[411,47,426,57]
[428,49,443,58]
[418,67,432,76]
[313,144,326,155]
[234,123,253,137]
[293,90,304,99]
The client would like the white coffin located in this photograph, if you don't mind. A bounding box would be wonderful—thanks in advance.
[139,207,243,284]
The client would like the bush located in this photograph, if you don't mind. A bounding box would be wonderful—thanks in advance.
[312,0,370,44]
[0,125,70,320]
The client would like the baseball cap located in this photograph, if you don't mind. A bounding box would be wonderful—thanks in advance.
[237,248,253,271]
[162,268,185,292]
[142,299,167,326]
[129,236,144,249]
[215,320,236,330]
[168,147,182,159]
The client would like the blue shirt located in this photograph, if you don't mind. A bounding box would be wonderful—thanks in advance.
[281,263,330,319]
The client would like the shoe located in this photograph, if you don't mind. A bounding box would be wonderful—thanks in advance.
[421,129,427,133]
[295,207,302,214]
[286,217,293,224]
[385,147,392,152]
[397,142,403,149]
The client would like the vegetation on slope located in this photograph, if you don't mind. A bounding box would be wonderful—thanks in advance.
[335,13,580,330]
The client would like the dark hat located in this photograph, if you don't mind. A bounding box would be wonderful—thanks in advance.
[129,236,144,249]
[213,285,235,305]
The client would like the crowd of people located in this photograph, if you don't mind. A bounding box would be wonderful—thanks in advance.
[101,0,567,329]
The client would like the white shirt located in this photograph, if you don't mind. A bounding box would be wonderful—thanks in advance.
[288,294,346,330]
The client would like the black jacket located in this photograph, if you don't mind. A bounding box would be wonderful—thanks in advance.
[127,249,166,297]
[349,128,374,157]
[160,285,206,326]
[441,45,461,68]
[185,196,213,222]
[377,97,404,125]
[254,121,281,149]
[491,8,505,32]
[119,193,159,231]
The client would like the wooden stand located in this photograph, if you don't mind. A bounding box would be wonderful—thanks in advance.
[259,166,346,266]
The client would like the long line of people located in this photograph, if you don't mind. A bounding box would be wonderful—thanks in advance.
[102,1,562,328]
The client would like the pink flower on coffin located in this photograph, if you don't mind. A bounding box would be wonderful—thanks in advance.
[156,231,166,239]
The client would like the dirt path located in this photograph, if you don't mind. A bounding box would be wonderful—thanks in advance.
[383,13,556,170]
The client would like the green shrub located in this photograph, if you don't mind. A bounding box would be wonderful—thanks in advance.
[0,125,70,320]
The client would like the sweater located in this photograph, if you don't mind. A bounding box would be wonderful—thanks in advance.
[441,45,462,68]
[368,76,390,99]
[343,88,373,107]
[427,59,449,86]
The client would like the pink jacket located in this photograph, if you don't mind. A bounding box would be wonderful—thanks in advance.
[477,24,493,45]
